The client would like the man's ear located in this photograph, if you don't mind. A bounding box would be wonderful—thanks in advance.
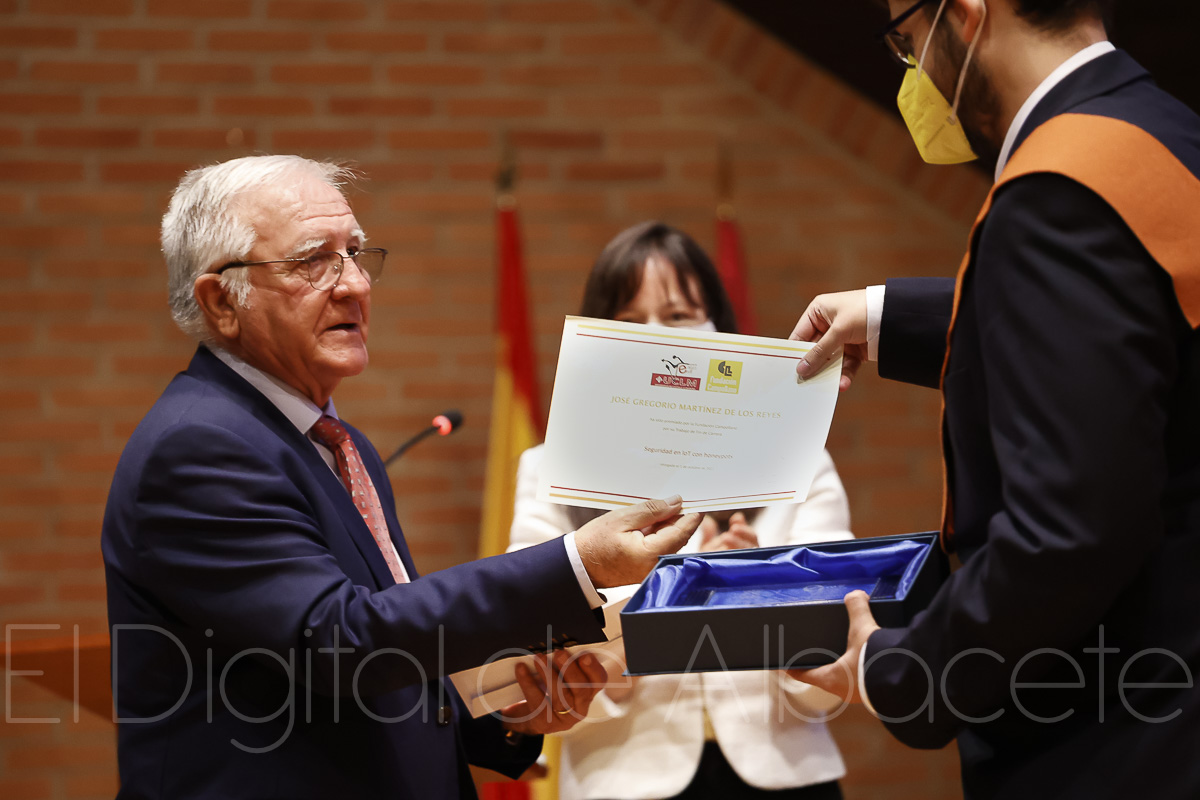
[193,274,240,343]
[953,0,987,44]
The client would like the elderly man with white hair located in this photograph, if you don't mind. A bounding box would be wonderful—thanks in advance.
[101,155,701,800]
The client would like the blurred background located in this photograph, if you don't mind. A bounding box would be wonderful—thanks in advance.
[1,1,1191,798]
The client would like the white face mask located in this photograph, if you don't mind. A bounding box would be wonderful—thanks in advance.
[687,320,717,332]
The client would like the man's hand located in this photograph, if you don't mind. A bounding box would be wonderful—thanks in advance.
[790,289,870,392]
[575,496,703,588]
[698,512,759,552]
[500,650,608,735]
[788,590,880,704]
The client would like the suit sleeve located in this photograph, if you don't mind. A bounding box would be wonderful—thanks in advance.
[863,174,1180,747]
[878,276,956,389]
[131,423,605,698]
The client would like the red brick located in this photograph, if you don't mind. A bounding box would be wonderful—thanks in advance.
[0,256,28,279]
[148,0,252,16]
[37,191,143,215]
[0,324,32,344]
[445,97,546,118]
[28,0,133,14]
[100,161,194,183]
[97,94,198,115]
[102,223,160,246]
[566,161,665,181]
[208,30,313,52]
[57,582,108,599]
[0,93,82,114]
[0,357,96,380]
[385,2,489,22]
[675,93,759,116]
[387,64,484,86]
[271,64,372,85]
[55,452,122,473]
[618,63,714,86]
[103,289,169,312]
[502,65,603,87]
[562,94,663,118]
[35,127,140,148]
[48,322,151,343]
[268,0,367,19]
[31,60,138,83]
[157,62,253,84]
[499,1,603,23]
[156,127,257,149]
[0,224,86,247]
[214,96,314,116]
[561,33,663,55]
[387,130,491,150]
[326,31,427,52]
[354,162,436,182]
[0,128,20,147]
[0,418,102,443]
[618,129,720,150]
[0,780,51,800]
[44,257,152,279]
[96,29,192,51]
[5,743,112,769]
[0,160,83,182]
[388,193,492,214]
[510,129,603,150]
[0,60,15,80]
[55,519,103,538]
[444,33,545,54]
[113,355,188,375]
[328,96,433,117]
[272,129,375,151]
[0,26,76,47]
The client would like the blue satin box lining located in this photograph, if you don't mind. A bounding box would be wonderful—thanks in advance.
[619,533,947,674]
[627,539,931,612]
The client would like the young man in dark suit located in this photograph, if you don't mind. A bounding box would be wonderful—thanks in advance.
[102,155,702,800]
[789,1,1200,797]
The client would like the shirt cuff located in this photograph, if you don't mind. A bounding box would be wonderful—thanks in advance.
[865,284,885,362]
[858,640,879,718]
[563,530,605,610]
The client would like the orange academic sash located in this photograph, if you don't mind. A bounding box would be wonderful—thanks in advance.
[937,113,1200,551]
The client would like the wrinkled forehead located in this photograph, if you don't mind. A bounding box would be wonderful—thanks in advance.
[238,173,358,242]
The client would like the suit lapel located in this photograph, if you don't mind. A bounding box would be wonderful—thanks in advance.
[187,346,400,590]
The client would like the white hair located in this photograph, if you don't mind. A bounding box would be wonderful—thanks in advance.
[162,154,356,341]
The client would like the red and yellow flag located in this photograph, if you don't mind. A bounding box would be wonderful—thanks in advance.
[479,189,544,563]
[716,144,756,335]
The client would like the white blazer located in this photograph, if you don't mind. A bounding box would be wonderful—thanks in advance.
[508,445,852,800]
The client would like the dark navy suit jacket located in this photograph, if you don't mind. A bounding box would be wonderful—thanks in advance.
[102,345,606,799]
[867,52,1200,798]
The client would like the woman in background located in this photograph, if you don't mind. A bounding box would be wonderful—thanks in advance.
[508,221,851,800]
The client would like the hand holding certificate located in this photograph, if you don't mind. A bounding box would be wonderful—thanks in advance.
[538,318,842,513]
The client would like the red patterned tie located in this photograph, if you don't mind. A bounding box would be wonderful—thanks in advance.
[310,415,410,584]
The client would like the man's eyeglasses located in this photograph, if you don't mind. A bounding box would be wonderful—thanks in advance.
[215,248,387,292]
[877,0,939,68]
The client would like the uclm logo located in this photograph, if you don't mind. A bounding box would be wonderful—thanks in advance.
[651,355,701,391]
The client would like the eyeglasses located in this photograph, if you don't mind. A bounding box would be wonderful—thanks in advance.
[877,0,939,68]
[215,248,387,291]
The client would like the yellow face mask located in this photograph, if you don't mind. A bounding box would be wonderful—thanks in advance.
[896,0,987,165]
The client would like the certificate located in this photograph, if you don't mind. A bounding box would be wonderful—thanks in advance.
[537,317,842,513]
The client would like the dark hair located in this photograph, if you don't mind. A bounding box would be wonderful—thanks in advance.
[578,221,739,334]
[1012,0,1115,28]
[923,0,1115,30]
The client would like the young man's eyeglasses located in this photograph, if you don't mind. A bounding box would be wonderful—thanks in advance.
[877,0,939,68]
[216,248,387,292]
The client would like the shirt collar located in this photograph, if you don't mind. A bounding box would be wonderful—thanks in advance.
[994,40,1116,181]
[207,344,338,435]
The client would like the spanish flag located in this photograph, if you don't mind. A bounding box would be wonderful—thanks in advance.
[478,166,549,800]
[716,144,757,335]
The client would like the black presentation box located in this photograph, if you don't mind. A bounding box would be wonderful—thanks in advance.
[620,532,949,675]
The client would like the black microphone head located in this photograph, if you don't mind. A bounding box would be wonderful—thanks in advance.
[432,410,463,435]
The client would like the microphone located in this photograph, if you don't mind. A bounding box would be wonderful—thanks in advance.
[384,409,463,468]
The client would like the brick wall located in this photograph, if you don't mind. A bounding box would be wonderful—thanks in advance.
[0,0,989,797]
